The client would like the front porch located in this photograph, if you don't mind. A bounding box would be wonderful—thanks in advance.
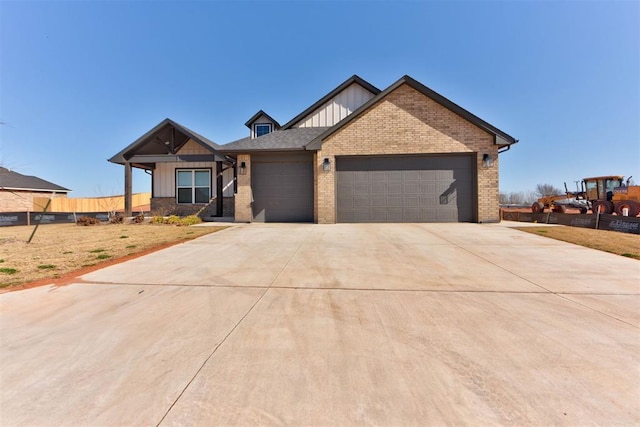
[108,118,236,218]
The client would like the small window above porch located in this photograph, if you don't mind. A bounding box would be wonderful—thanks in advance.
[245,110,281,139]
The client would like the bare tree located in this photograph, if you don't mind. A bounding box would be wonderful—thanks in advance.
[535,183,563,198]
[499,192,509,205]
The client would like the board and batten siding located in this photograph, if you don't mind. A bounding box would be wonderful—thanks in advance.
[153,163,234,198]
[295,83,375,128]
[152,139,235,198]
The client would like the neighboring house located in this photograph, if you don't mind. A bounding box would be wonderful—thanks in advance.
[110,74,518,223]
[0,167,70,212]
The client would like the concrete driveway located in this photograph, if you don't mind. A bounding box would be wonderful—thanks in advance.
[1,223,638,426]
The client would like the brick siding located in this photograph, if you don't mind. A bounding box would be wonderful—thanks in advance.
[151,196,235,217]
[314,83,500,223]
[0,190,67,213]
[234,154,252,222]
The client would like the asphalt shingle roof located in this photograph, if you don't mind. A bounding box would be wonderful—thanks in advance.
[0,167,71,192]
[218,127,330,152]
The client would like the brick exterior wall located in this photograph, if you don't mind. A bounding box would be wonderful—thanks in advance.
[234,154,252,222]
[151,197,235,217]
[315,83,500,224]
[150,198,202,216]
[0,190,67,213]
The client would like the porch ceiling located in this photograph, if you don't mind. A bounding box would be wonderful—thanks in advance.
[109,118,226,167]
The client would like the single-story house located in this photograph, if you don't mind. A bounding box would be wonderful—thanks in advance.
[0,167,70,212]
[109,74,517,223]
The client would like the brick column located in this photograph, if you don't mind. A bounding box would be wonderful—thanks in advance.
[234,154,252,222]
[316,151,336,224]
[476,148,500,222]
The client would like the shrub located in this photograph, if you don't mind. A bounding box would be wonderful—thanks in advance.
[109,213,124,224]
[38,264,56,270]
[131,214,145,224]
[151,214,200,225]
[0,267,18,275]
[166,215,181,225]
[77,216,100,226]
[180,215,202,226]
[96,254,111,260]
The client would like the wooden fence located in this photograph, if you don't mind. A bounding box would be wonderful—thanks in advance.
[32,193,151,213]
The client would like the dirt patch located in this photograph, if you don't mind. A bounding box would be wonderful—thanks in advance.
[513,226,640,259]
[0,223,227,291]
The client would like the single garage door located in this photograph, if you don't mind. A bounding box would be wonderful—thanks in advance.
[336,155,475,223]
[251,153,314,222]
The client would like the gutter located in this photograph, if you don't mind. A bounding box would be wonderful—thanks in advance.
[498,140,518,154]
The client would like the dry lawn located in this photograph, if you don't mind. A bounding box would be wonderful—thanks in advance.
[514,226,640,259]
[0,223,226,288]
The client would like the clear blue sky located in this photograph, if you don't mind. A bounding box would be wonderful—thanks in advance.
[1,0,638,197]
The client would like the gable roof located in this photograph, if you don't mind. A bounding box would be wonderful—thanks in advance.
[0,167,70,193]
[109,118,221,165]
[281,75,381,130]
[244,110,281,129]
[219,127,330,153]
[305,75,518,150]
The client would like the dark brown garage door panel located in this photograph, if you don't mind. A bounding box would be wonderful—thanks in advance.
[252,155,313,222]
[336,155,474,223]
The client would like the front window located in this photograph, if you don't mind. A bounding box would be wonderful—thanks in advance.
[176,169,210,204]
[254,124,272,137]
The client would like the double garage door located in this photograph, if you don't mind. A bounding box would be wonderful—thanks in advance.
[336,155,475,223]
[251,153,475,223]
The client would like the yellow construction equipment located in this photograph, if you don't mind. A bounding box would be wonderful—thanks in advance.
[585,175,640,216]
[530,175,639,216]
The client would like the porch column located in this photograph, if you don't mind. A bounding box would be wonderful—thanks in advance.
[216,161,223,216]
[124,162,132,217]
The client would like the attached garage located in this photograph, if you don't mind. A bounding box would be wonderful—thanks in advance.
[222,74,517,224]
[251,153,314,222]
[336,155,475,223]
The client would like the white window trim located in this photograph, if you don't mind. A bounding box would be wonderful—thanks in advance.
[254,123,272,138]
[176,168,211,204]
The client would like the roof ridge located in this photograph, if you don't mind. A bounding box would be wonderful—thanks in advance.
[305,75,517,150]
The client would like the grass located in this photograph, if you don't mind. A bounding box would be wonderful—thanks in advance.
[514,226,640,260]
[0,223,226,288]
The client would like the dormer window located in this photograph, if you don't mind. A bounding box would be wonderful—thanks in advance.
[246,110,280,138]
[254,123,272,137]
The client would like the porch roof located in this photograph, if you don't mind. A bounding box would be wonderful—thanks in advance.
[108,118,226,168]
